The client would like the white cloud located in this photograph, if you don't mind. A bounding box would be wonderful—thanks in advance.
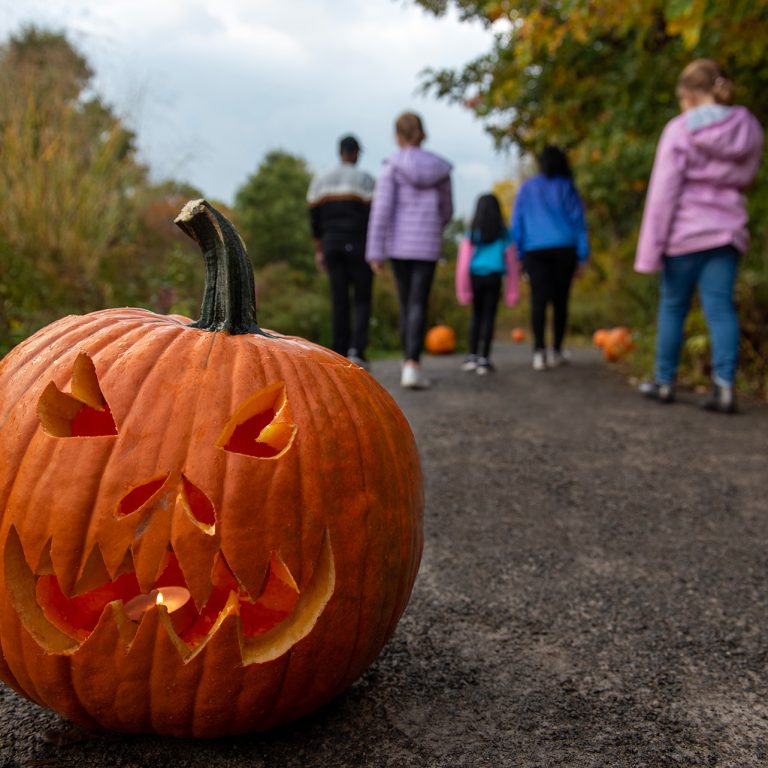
[0,0,516,217]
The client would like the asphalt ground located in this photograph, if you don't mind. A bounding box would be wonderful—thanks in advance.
[2,342,767,767]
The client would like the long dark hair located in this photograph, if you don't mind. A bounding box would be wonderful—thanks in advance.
[538,145,572,178]
[470,193,506,245]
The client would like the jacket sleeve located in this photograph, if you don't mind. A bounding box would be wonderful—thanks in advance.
[307,176,323,240]
[503,244,520,307]
[365,164,395,264]
[438,175,454,228]
[510,188,526,259]
[455,237,473,305]
[565,183,590,262]
[635,121,688,273]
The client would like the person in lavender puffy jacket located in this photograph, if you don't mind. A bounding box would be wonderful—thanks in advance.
[636,59,763,413]
[366,112,453,389]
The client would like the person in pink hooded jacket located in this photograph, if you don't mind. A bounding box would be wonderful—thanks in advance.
[635,59,763,413]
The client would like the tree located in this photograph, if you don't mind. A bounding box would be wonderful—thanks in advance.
[0,26,150,350]
[412,1,768,394]
[234,151,314,274]
[416,1,768,241]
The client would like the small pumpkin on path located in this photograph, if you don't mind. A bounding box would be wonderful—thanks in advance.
[425,325,457,354]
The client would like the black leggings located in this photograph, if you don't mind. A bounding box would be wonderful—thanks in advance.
[523,248,577,351]
[469,273,502,359]
[325,248,373,356]
[390,258,437,362]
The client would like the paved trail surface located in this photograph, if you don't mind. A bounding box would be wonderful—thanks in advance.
[2,343,767,767]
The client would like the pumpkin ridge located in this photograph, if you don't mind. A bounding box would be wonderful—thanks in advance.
[269,343,314,591]
[358,376,422,644]
[0,312,112,383]
[212,335,276,597]
[2,312,152,397]
[316,364,374,688]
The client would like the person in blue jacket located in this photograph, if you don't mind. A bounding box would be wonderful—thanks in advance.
[510,146,589,370]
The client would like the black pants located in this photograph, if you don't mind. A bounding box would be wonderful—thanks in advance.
[523,247,578,351]
[469,273,502,359]
[325,247,373,356]
[391,258,437,362]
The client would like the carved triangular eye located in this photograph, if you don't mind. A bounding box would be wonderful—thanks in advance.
[37,353,117,437]
[217,382,296,459]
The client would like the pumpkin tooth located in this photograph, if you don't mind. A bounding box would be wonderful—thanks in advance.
[172,549,214,613]
[110,548,137,581]
[73,544,112,596]
[171,482,221,611]
[130,492,174,593]
[35,538,55,575]
[158,590,240,663]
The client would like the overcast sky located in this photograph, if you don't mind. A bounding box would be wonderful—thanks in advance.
[1,0,515,218]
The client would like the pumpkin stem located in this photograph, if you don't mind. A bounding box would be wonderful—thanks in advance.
[174,199,265,335]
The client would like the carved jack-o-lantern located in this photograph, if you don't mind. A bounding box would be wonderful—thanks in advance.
[0,201,423,737]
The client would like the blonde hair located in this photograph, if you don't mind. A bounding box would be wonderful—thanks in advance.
[395,112,426,146]
[677,59,734,105]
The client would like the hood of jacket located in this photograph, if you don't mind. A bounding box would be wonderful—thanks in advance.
[388,147,452,188]
[685,105,763,163]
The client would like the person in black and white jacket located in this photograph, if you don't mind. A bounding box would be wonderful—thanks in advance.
[307,135,376,368]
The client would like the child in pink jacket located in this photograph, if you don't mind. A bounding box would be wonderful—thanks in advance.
[456,194,519,374]
[635,59,763,413]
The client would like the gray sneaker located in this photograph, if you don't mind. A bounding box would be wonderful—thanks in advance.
[476,357,495,375]
[638,380,675,404]
[702,383,736,414]
[549,349,570,367]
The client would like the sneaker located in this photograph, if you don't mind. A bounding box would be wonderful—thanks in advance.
[702,383,737,414]
[461,355,478,372]
[638,380,676,404]
[476,358,494,376]
[401,363,431,389]
[532,351,547,371]
[549,349,570,368]
[346,349,370,371]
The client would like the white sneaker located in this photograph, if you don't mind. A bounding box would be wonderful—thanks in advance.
[532,351,547,371]
[401,364,431,389]
[460,355,478,372]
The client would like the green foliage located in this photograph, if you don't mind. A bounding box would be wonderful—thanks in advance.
[256,262,330,344]
[413,0,768,396]
[0,25,204,355]
[234,151,315,275]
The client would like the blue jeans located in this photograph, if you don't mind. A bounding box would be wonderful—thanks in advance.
[655,245,740,386]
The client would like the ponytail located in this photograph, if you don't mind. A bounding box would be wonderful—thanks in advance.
[677,59,734,105]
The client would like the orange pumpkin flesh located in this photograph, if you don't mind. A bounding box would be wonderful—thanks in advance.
[0,200,423,737]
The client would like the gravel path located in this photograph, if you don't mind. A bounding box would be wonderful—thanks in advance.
[2,342,767,767]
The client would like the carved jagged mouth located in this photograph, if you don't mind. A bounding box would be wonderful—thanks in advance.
[4,527,335,665]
